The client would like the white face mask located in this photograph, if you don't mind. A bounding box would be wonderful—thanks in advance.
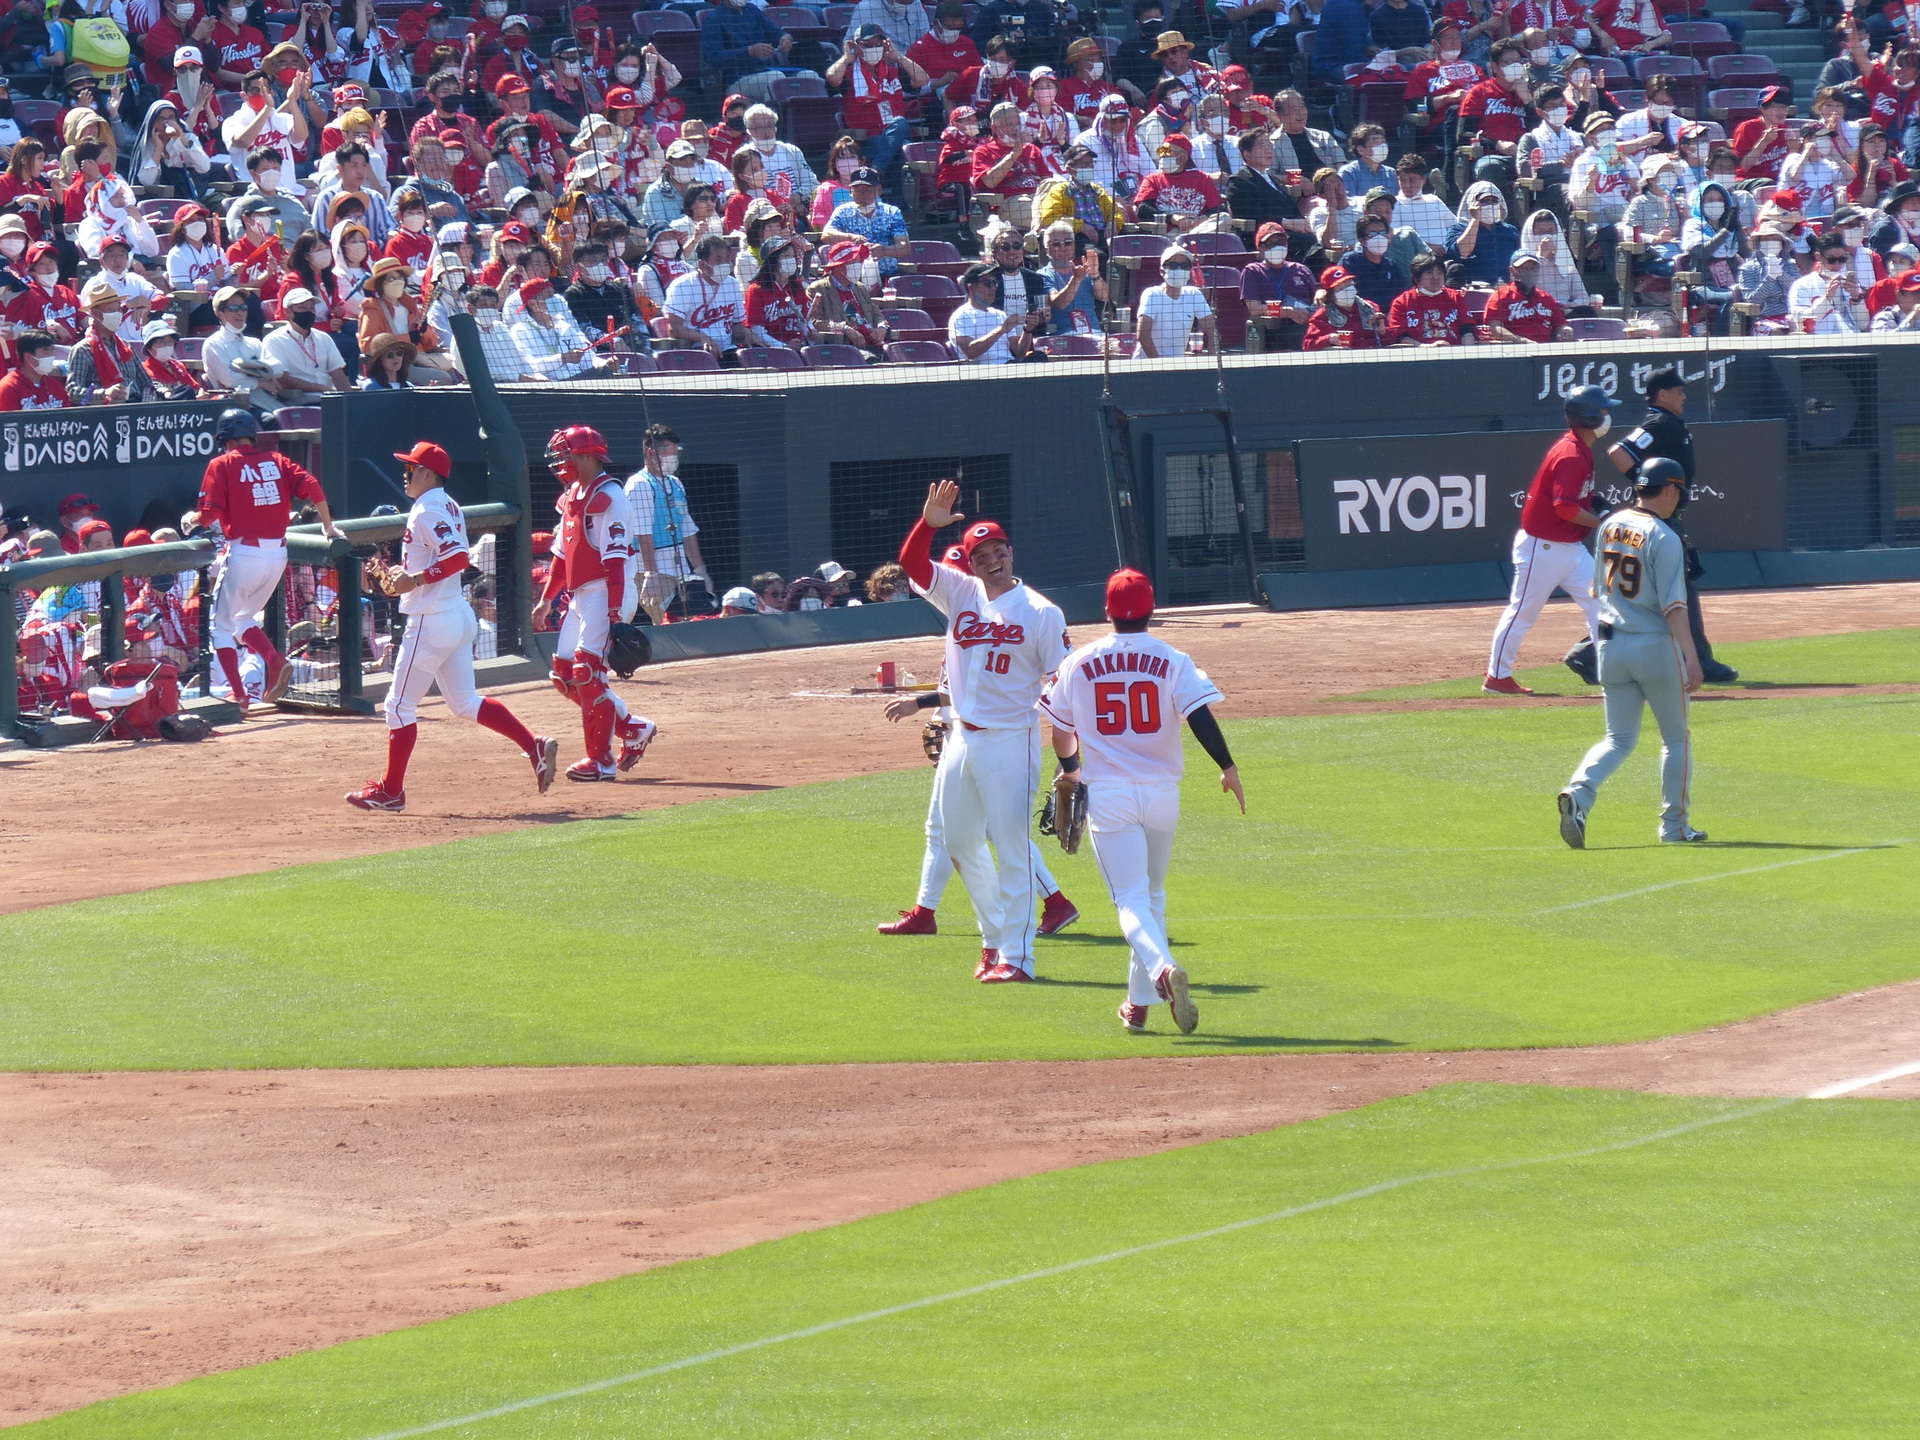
[1479,203,1500,222]
[1654,173,1676,192]
[987,58,1011,77]
[447,149,465,166]
[346,240,368,263]
[484,0,505,13]
[474,307,500,328]
[32,353,57,374]
[1086,61,1103,78]
[1648,103,1671,119]
[97,309,122,330]
[1573,26,1590,43]
[672,164,694,182]
[1590,415,1611,438]
[152,341,176,359]
[776,256,798,279]
[656,452,679,475]
[1263,246,1286,263]
[1333,285,1356,306]
[1206,116,1228,135]
[559,61,580,77]
[1074,167,1094,183]
[227,5,246,21]
[402,211,428,232]
[517,206,539,224]
[1759,241,1783,258]
[1815,138,1834,157]
[615,63,639,82]
[1545,106,1569,125]
[861,45,883,62]
[1500,62,1524,80]
[753,137,777,154]
[1702,201,1725,220]
[1364,234,1388,255]
[185,220,207,241]
[0,236,23,258]
[582,262,609,282]
[1162,265,1189,287]
[1598,135,1619,154]
[1368,143,1387,162]
[1438,47,1460,60]
[33,271,55,291]
[1528,47,1550,63]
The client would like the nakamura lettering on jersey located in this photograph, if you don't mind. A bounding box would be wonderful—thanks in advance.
[1040,631,1223,785]
[913,564,1068,729]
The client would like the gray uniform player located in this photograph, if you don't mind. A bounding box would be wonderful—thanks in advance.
[1557,457,1707,848]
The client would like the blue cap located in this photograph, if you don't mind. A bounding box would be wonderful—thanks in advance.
[1563,383,1621,425]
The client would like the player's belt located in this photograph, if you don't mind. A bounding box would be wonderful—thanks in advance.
[1598,622,1615,640]
[961,721,984,732]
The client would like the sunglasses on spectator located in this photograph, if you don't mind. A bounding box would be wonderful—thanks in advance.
[218,302,247,312]
[993,241,1022,251]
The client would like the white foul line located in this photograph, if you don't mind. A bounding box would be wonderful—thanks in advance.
[1807,1060,1920,1099]
[362,1098,1794,1440]
[1538,845,1898,913]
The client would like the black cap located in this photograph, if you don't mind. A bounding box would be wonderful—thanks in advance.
[848,166,882,186]
[1644,365,1685,397]
[963,261,998,287]
[550,35,581,57]
[851,21,885,40]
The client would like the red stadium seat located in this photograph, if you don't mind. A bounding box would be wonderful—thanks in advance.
[1667,20,1738,57]
[884,340,958,364]
[1569,316,1627,341]
[656,348,722,372]
[613,352,659,374]
[800,343,870,367]
[1032,333,1104,357]
[739,346,809,369]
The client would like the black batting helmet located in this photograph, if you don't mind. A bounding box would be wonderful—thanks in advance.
[1636,457,1688,493]
[214,408,259,445]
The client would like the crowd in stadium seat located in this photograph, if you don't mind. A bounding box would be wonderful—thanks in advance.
[0,0,1895,401]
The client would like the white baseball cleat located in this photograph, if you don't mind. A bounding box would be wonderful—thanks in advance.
[1154,965,1199,1035]
[1662,826,1709,843]
[617,719,658,773]
[1557,790,1586,850]
[532,737,560,794]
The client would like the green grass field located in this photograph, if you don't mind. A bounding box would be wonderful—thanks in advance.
[1338,626,1920,702]
[25,1085,1920,1439]
[5,684,1916,1070]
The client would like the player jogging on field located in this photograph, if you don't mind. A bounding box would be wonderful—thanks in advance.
[1483,383,1614,695]
[898,480,1069,984]
[1557,457,1707,848]
[347,442,560,811]
[531,425,657,782]
[195,408,340,716]
[1041,568,1244,1035]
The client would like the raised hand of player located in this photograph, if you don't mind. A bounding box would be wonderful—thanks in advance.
[1220,763,1245,813]
[922,478,964,530]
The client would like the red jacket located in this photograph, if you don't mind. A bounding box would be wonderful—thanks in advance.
[1460,77,1529,145]
[1388,286,1473,345]
[197,444,325,542]
[0,364,66,410]
[1485,281,1564,342]
[1302,301,1385,349]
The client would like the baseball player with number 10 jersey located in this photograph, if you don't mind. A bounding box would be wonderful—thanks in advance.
[1042,569,1243,1035]
[899,481,1068,984]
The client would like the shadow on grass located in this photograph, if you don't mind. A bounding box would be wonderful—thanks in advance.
[1046,933,1198,950]
[1170,1034,1406,1049]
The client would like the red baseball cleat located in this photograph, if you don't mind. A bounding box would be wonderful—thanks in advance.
[980,962,1033,984]
[878,905,937,935]
[1037,890,1079,937]
[264,657,293,702]
[1481,675,1535,696]
[345,781,405,812]
[531,737,559,795]
[975,947,999,980]
[1118,1003,1149,1033]
[566,757,617,782]
[617,719,658,773]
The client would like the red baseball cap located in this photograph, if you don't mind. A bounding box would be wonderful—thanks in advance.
[76,517,113,544]
[960,520,1008,557]
[394,440,452,478]
[517,277,553,304]
[941,544,968,571]
[58,492,97,516]
[122,528,154,547]
[1772,188,1802,208]
[572,3,599,20]
[501,220,533,242]
[604,85,638,109]
[438,128,465,146]
[1219,63,1251,90]
[1320,265,1356,290]
[494,72,530,96]
[1105,567,1155,622]
[1901,270,1920,292]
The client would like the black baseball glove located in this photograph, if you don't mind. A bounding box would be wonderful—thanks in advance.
[608,622,653,678]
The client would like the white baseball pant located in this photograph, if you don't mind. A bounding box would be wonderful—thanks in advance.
[1087,780,1181,1007]
[916,735,1059,910]
[210,539,288,650]
[941,722,1045,972]
[385,605,483,729]
[1486,530,1601,680]
[560,579,649,733]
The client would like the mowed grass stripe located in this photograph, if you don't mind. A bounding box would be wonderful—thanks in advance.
[21,1087,1920,1439]
[2,689,1917,1068]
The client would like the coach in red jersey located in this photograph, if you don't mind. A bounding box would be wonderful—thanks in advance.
[1483,384,1614,694]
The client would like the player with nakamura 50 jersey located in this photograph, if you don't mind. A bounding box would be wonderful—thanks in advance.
[1041,568,1244,1036]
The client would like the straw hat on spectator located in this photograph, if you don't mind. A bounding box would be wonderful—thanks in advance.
[1151,29,1193,56]
[367,256,412,296]
[80,277,119,311]
[364,332,418,371]
[1065,37,1102,65]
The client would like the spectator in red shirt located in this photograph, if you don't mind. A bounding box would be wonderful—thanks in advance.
[0,139,56,244]
[1302,264,1388,348]
[143,1,216,90]
[1731,87,1795,181]
[910,0,979,101]
[8,243,78,342]
[1054,36,1117,124]
[385,191,436,273]
[743,236,814,350]
[1849,123,1911,206]
[829,24,927,181]
[1389,251,1478,344]
[1404,21,1481,150]
[414,69,485,156]
[948,33,1030,112]
[1132,135,1222,232]
[207,0,267,90]
[0,328,67,410]
[1459,40,1534,204]
[971,100,1053,195]
[1485,250,1571,341]
[225,197,285,301]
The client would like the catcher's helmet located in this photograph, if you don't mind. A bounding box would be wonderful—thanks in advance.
[214,408,259,445]
[1563,383,1621,429]
[546,424,608,466]
[1635,456,1688,493]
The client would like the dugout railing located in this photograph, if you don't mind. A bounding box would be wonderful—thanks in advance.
[3,501,523,743]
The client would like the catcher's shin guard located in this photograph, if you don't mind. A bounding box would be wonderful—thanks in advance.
[573,650,617,764]
[549,657,577,703]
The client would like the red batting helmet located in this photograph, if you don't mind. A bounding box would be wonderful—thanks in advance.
[546,425,608,467]
[942,544,968,571]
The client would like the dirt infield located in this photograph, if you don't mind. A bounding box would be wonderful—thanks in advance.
[1,582,1913,915]
[3,582,1917,1426]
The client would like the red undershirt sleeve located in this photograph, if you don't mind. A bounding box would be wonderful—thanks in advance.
[899,517,936,589]
[602,554,625,618]
[415,551,469,584]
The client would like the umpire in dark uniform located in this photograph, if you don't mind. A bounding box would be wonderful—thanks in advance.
[1607,366,1738,682]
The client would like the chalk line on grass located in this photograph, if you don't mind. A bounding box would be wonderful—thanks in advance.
[1537,845,1905,914]
[1807,1060,1920,1099]
[362,1097,1795,1440]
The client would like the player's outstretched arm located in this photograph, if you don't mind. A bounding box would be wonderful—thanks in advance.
[1186,704,1245,813]
[922,479,963,530]
[883,691,947,722]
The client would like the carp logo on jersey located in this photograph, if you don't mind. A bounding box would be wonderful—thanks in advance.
[952,610,1027,649]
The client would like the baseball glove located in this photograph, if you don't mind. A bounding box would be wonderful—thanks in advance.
[608,622,653,679]
[364,558,406,597]
[1563,636,1599,686]
[1053,772,1087,854]
[921,717,947,765]
[1037,789,1056,835]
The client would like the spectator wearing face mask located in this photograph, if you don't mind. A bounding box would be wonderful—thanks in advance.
[1569,113,1638,273]
[63,278,136,405]
[1035,145,1123,243]
[1826,204,1886,296]
[636,226,691,312]
[1458,41,1533,204]
[1037,221,1108,334]
[1614,75,1684,156]
[1790,235,1868,332]
[1701,145,1755,230]
[1076,94,1153,204]
[1388,154,1453,252]
[261,284,349,394]
[1736,221,1795,328]
[737,105,820,205]
[512,274,604,375]
[1520,83,1581,215]
[221,67,306,181]
[1388,251,1476,345]
[743,236,814,350]
[1240,221,1317,350]
[225,144,309,242]
[1135,246,1216,356]
[1134,136,1222,232]
[909,1,980,99]
[949,34,1032,111]
[399,135,472,226]
[7,241,79,343]
[1782,125,1854,222]
[640,140,711,231]
[1621,154,1688,282]
[1339,124,1394,197]
[1302,264,1387,348]
[1870,266,1920,327]
[971,100,1053,204]
[1485,250,1571,341]
[1848,123,1910,208]
[127,317,212,402]
[1338,213,1410,308]
[1520,206,1594,312]
[1678,181,1745,331]
[383,192,436,274]
[665,232,749,360]
[564,239,641,347]
[1054,36,1117,124]
[822,166,912,276]
[1865,240,1918,313]
[1401,22,1479,156]
[458,283,541,381]
[807,239,892,354]
[830,29,927,182]
[1444,179,1521,285]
